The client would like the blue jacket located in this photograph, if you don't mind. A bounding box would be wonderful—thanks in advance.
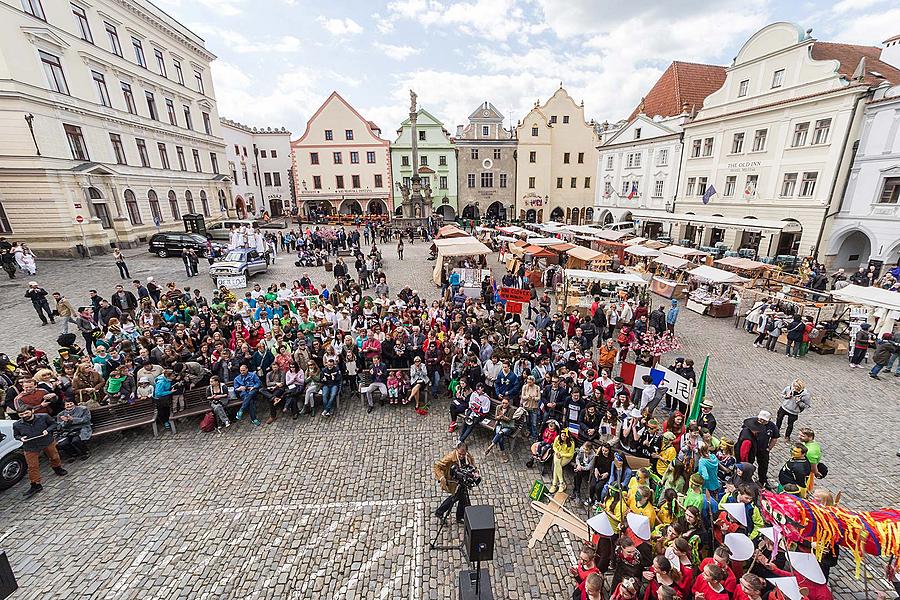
[494,369,520,399]
[233,372,261,398]
[153,375,173,399]
[698,455,720,491]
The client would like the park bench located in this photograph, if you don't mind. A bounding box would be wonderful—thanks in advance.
[90,399,160,438]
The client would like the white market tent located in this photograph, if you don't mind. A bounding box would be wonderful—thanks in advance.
[527,236,564,246]
[432,236,492,284]
[653,254,692,270]
[566,245,607,262]
[661,245,710,259]
[624,245,661,258]
[624,237,647,246]
[688,265,749,284]
[564,269,649,286]
[831,284,900,311]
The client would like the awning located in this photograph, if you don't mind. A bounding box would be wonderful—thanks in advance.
[524,245,556,258]
[661,245,710,259]
[643,240,668,249]
[688,265,749,284]
[549,242,576,252]
[566,245,607,262]
[831,285,900,311]
[624,245,661,258]
[624,237,647,246]
[592,229,630,241]
[631,210,794,233]
[498,225,529,236]
[527,236,564,246]
[714,256,770,272]
[564,269,649,286]
[433,236,484,249]
[435,224,468,239]
[653,254,692,270]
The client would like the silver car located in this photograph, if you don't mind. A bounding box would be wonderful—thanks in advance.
[208,247,268,282]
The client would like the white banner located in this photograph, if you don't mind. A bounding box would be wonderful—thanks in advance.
[217,275,247,289]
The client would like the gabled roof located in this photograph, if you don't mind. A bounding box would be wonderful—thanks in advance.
[293,91,387,145]
[628,61,726,121]
[468,102,504,122]
[811,41,900,85]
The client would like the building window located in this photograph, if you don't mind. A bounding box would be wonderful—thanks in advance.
[439,154,447,166]
[168,190,180,219]
[634,128,642,140]
[621,180,631,196]
[120,82,135,114]
[309,152,319,165]
[418,130,426,141]
[481,172,494,188]
[606,156,614,170]
[101,23,122,58]
[626,152,641,168]
[210,153,219,174]
[656,148,668,166]
[528,176,535,189]
[345,129,353,140]
[173,59,183,85]
[420,155,428,166]
[556,177,563,189]
[271,150,277,158]
[691,139,701,158]
[333,152,342,164]
[183,105,192,129]
[109,133,126,164]
[471,148,479,160]
[312,175,322,189]
[64,124,88,160]
[499,173,507,188]
[157,143,170,169]
[745,174,759,197]
[697,177,708,196]
[136,138,150,167]
[90,71,111,107]
[731,132,744,154]
[578,152,584,164]
[165,99,177,126]
[154,49,166,77]
[194,70,204,94]
[653,180,664,198]
[176,146,186,171]
[439,175,447,189]
[563,116,569,124]
[531,127,538,136]
[71,4,93,42]
[242,168,247,185]
[192,149,202,172]
[124,190,141,225]
[200,190,210,216]
[529,151,536,163]
[202,112,211,135]
[367,151,376,164]
[482,125,490,136]
[185,191,195,214]
[799,172,817,197]
[39,51,69,94]
[738,79,749,97]
[374,174,383,188]
[752,129,767,152]
[132,37,146,68]
[145,91,158,120]
[570,177,577,189]
[702,138,713,157]
[324,129,333,141]
[812,118,831,145]
[264,172,272,187]
[772,69,785,88]
[492,149,500,160]
[604,182,613,196]
[879,177,900,203]
[780,173,797,197]
[401,155,409,166]
[584,177,591,188]
[724,175,736,197]
[348,174,359,188]
[685,177,696,196]
[350,151,359,164]
[549,115,557,124]
[335,175,344,189]
[563,152,570,164]
[792,122,809,147]
[148,190,162,223]
[22,0,46,19]
[467,173,476,188]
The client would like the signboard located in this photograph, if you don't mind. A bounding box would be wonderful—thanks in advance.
[217,275,247,289]
[505,301,523,314]
[500,287,531,303]
[74,215,85,224]
[528,480,546,501]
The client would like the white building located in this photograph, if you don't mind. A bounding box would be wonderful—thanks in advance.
[647,22,900,260]
[0,0,231,255]
[596,62,725,237]
[824,81,900,270]
[221,119,293,219]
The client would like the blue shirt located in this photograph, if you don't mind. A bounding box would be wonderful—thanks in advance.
[666,306,680,324]
[233,372,261,397]
[153,375,173,399]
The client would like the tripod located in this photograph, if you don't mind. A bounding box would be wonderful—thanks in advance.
[429,485,473,552]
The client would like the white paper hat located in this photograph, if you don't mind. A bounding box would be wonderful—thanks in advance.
[587,512,615,537]
[758,527,778,544]
[724,532,754,561]
[626,512,651,541]
[721,502,748,527]
[788,551,827,584]
[768,577,802,600]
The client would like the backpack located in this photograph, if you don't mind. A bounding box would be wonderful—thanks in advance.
[199,411,216,432]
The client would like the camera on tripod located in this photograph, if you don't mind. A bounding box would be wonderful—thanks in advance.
[450,462,482,489]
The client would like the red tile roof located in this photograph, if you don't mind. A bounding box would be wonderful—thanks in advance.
[810,41,900,85]
[629,61,726,121]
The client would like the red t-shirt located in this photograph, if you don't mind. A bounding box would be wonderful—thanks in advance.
[692,575,731,600]
[700,558,737,593]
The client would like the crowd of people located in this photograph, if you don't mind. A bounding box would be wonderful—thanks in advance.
[2,222,898,600]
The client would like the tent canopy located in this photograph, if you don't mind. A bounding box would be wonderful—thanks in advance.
[661,245,710,259]
[549,242,576,252]
[524,244,556,258]
[564,269,649,286]
[592,229,630,241]
[714,256,770,272]
[525,236,563,246]
[567,245,607,262]
[624,245,661,258]
[624,236,647,246]
[831,284,900,311]
[653,254,692,270]
[688,265,748,284]
[435,224,468,239]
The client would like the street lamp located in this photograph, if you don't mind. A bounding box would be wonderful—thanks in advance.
[24,113,40,156]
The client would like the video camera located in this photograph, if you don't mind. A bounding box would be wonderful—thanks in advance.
[450,462,482,489]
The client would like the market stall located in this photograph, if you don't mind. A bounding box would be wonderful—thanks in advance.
[649,254,693,298]
[623,244,661,267]
[660,245,711,265]
[559,269,649,313]
[435,224,469,239]
[831,284,900,338]
[565,244,611,271]
[714,256,772,286]
[432,237,492,292]
[685,265,748,317]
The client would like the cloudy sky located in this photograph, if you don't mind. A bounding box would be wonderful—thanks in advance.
[154,0,900,138]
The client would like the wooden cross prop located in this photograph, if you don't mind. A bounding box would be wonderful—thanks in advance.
[528,491,592,548]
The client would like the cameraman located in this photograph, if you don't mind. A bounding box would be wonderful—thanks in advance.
[433,442,478,522]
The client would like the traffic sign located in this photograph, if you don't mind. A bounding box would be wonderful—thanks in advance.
[74,215,85,224]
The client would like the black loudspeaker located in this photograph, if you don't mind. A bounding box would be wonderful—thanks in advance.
[458,568,493,600]
[463,505,495,562]
[0,552,18,600]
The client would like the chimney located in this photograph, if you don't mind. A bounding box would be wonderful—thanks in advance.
[456,124,463,137]
[881,34,900,69]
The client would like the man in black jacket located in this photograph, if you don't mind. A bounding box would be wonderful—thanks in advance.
[110,284,138,315]
[25,281,55,326]
[13,408,68,497]
[784,315,805,359]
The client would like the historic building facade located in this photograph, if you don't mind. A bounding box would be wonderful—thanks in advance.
[221,119,292,218]
[454,102,516,222]
[596,62,726,237]
[390,107,457,219]
[290,92,392,220]
[666,22,899,259]
[515,87,599,224]
[0,0,230,255]
[823,81,900,270]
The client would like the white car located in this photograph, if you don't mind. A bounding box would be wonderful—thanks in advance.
[0,419,26,490]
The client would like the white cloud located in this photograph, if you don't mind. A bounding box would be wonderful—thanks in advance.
[838,8,900,44]
[317,16,364,36]
[374,42,421,61]
[830,0,889,14]
[191,25,302,53]
[384,0,536,41]
[372,12,395,34]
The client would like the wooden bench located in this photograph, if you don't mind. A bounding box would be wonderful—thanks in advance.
[90,400,160,438]
[169,386,246,430]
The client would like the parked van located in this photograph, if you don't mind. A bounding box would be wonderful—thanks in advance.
[205,219,260,241]
[604,221,636,234]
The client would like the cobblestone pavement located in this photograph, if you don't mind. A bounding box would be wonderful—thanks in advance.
[0,234,898,599]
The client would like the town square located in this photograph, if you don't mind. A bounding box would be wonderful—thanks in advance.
[1,1,900,599]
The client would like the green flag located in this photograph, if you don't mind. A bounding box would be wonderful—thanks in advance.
[687,355,709,424]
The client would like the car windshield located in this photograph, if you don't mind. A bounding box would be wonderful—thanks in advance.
[187,234,207,243]
[223,251,245,262]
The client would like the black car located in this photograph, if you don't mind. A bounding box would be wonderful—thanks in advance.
[148,232,212,258]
